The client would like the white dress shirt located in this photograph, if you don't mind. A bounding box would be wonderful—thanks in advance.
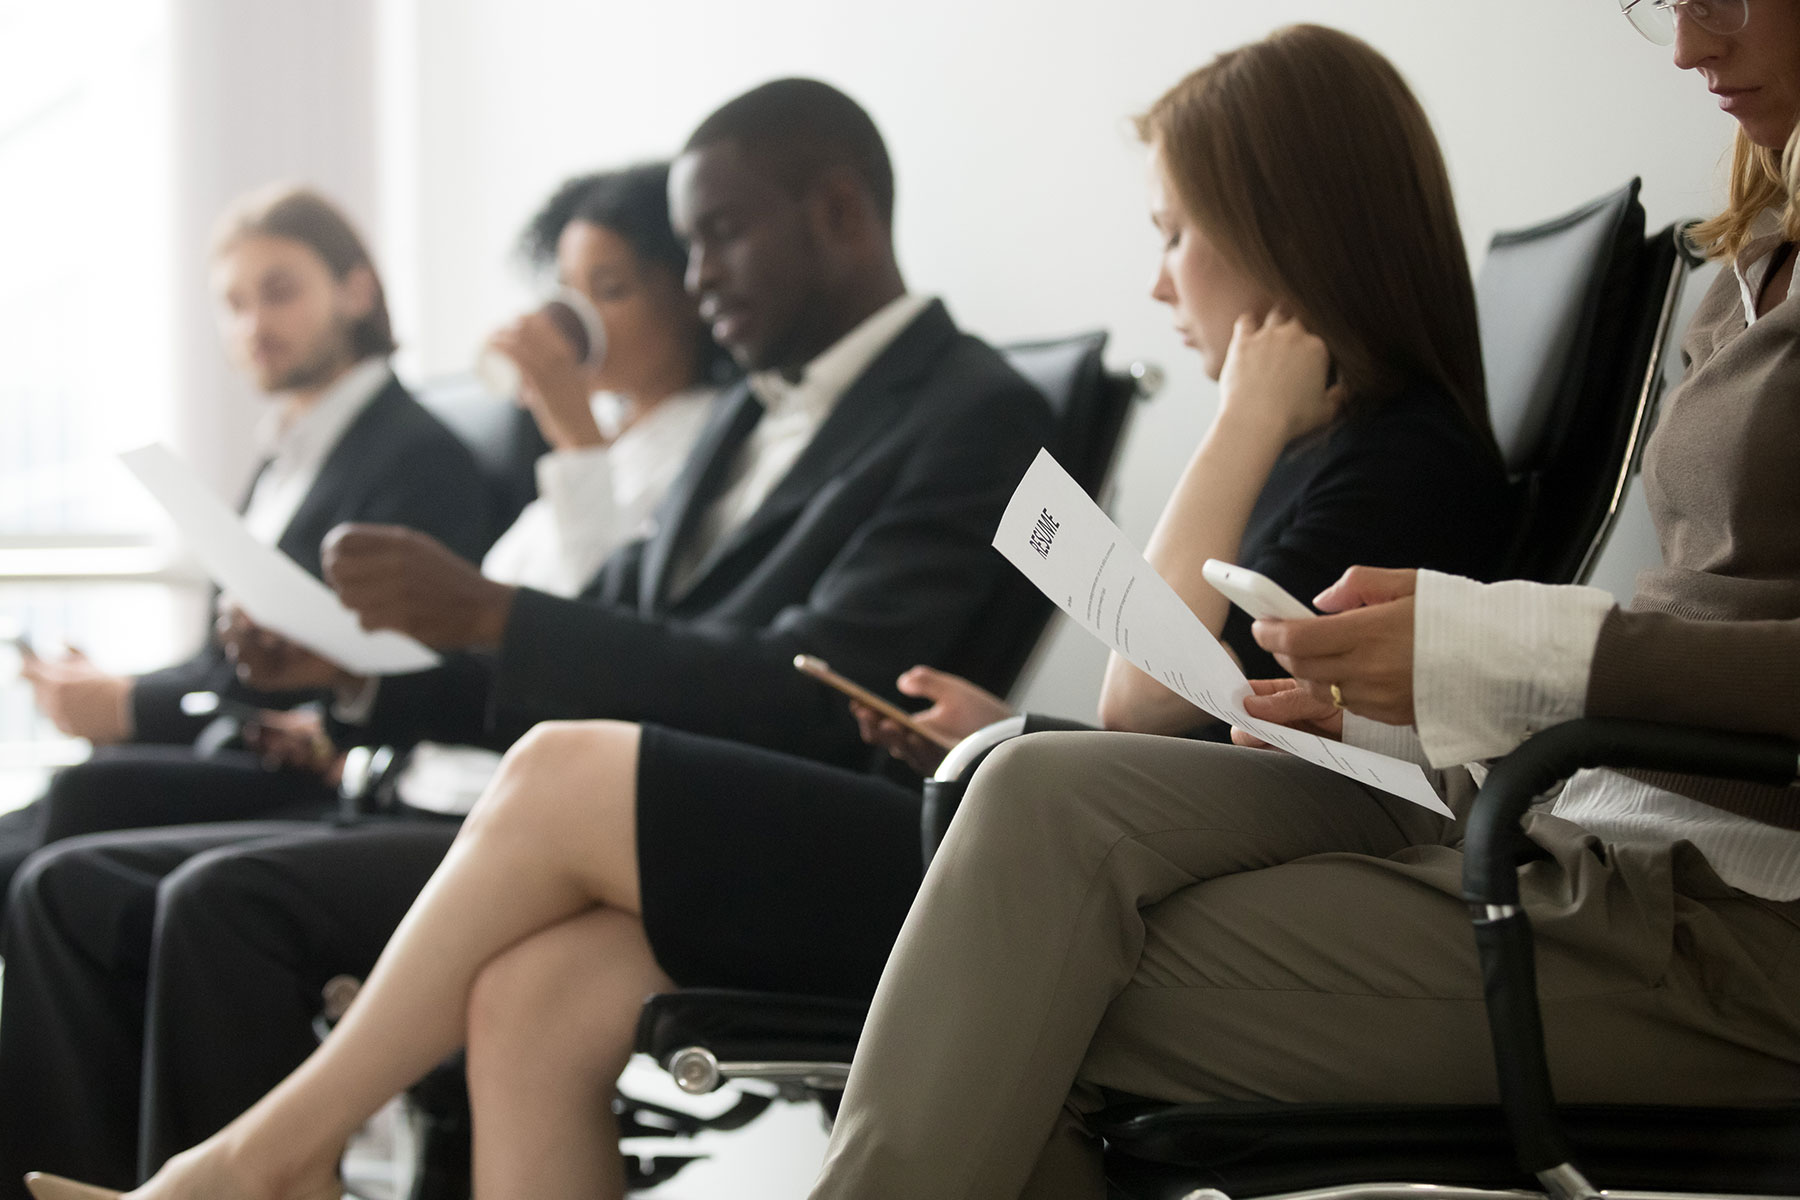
[664,293,933,597]
[480,386,715,595]
[241,357,391,545]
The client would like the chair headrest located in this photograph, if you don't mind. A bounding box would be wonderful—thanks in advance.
[1001,330,1108,419]
[1477,179,1643,475]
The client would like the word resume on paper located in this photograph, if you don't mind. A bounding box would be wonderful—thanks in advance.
[992,449,1450,816]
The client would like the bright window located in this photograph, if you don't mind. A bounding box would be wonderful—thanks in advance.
[0,0,189,805]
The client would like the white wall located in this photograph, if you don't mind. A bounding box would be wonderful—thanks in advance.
[379,0,1739,720]
[169,0,382,495]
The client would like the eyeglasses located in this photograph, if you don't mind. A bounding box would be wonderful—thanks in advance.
[1620,0,1750,45]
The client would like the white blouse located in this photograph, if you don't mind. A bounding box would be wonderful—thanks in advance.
[480,386,715,595]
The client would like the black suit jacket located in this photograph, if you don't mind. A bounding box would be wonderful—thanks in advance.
[357,301,1052,767]
[131,375,493,745]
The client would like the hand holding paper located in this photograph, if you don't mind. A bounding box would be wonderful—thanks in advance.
[120,445,440,677]
[991,450,1450,815]
[323,523,517,651]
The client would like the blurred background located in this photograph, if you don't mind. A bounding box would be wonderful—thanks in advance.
[0,4,1738,1185]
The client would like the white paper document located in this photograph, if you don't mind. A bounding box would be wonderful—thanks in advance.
[992,450,1450,815]
[120,444,440,676]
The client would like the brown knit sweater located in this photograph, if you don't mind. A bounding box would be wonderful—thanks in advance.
[1585,257,1800,830]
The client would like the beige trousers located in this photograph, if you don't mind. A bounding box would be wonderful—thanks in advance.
[809,731,1800,1200]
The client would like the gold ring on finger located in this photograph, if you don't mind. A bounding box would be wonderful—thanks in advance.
[1329,683,1345,710]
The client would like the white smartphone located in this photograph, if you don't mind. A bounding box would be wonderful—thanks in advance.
[1201,559,1316,621]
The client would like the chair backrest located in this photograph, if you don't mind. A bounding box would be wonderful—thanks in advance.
[413,374,550,549]
[939,331,1152,698]
[1476,179,1692,583]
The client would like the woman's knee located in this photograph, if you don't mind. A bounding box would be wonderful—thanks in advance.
[465,719,641,837]
[956,732,1124,840]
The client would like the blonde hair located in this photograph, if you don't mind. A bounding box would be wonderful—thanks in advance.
[1690,124,1800,261]
[1137,24,1497,461]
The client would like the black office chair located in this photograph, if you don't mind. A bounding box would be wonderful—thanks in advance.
[632,182,1710,1176]
[377,330,1158,1199]
[1094,718,1800,1200]
[642,721,1800,1200]
[1476,178,1700,585]
[413,374,549,550]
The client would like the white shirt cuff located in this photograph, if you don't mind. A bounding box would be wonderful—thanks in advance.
[1341,712,1432,770]
[1412,570,1614,768]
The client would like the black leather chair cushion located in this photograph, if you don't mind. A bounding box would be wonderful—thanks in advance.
[414,373,550,542]
[1095,1099,1800,1197]
[1478,181,1642,477]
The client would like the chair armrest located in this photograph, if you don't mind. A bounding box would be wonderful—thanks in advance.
[1462,718,1800,1195]
[932,715,1028,784]
[923,714,1100,864]
[1463,717,1799,905]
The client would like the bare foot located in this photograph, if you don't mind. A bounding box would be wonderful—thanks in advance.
[122,1137,341,1200]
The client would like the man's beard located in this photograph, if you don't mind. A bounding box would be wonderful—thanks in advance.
[269,326,358,393]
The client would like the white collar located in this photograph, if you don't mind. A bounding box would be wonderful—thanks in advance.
[590,384,715,444]
[746,293,933,416]
[1733,209,1796,325]
[256,357,392,463]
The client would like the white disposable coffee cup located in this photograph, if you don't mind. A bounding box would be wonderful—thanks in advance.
[475,285,608,397]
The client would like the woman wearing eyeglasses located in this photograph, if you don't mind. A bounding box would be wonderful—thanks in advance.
[794,4,1800,1197]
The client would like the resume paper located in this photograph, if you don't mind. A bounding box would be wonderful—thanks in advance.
[120,444,440,676]
[992,450,1450,815]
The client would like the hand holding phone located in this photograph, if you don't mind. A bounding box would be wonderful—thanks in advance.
[0,618,30,660]
[1201,559,1315,621]
[793,655,958,750]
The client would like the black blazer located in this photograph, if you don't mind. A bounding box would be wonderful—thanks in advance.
[357,301,1052,767]
[131,374,493,745]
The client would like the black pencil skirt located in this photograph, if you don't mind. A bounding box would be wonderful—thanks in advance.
[635,723,925,1000]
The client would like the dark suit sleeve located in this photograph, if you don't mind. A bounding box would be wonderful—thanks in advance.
[130,648,236,745]
[488,373,1051,763]
[337,538,657,752]
[336,435,493,566]
[331,653,504,750]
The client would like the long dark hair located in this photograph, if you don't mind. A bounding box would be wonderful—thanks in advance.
[211,184,397,359]
[1138,25,1499,461]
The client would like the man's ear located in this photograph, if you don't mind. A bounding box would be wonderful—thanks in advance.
[808,164,880,250]
[337,264,379,321]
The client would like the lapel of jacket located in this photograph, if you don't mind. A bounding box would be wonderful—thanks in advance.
[665,300,956,605]
[637,381,765,611]
[274,374,405,576]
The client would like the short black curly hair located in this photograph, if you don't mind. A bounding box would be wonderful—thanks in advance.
[515,162,686,277]
[685,78,894,226]
[515,162,735,384]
